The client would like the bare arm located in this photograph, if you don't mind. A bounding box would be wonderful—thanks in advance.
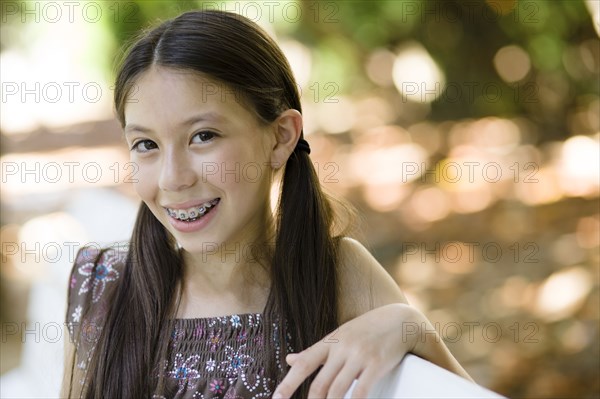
[393,303,474,382]
[337,237,473,381]
[273,238,474,398]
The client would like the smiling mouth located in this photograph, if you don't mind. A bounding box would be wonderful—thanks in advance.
[164,198,220,222]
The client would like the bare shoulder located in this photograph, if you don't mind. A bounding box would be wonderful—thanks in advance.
[336,237,408,325]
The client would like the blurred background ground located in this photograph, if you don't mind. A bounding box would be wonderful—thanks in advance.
[1,0,599,398]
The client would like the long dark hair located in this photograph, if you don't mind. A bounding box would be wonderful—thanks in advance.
[68,10,350,399]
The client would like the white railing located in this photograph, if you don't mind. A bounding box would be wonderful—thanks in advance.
[344,354,506,399]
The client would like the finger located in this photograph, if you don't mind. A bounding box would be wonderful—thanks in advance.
[324,360,363,399]
[286,353,299,364]
[306,356,346,398]
[349,361,392,399]
[274,345,328,399]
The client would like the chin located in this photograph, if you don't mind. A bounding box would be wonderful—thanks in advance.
[177,239,220,254]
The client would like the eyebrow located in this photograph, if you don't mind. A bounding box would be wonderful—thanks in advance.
[124,112,224,135]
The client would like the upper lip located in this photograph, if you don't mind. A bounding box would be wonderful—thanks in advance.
[162,198,220,209]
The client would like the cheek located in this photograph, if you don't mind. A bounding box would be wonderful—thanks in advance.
[132,162,158,203]
[207,147,269,192]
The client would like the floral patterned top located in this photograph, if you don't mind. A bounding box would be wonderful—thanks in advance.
[65,245,294,399]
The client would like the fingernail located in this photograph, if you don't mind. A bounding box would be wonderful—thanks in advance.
[273,392,282,399]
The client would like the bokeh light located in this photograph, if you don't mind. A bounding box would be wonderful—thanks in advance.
[393,42,445,104]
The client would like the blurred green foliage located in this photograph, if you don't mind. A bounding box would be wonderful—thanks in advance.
[81,0,599,141]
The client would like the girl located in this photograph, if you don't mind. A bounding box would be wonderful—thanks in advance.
[61,10,472,399]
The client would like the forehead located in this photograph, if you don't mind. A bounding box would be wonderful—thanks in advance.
[123,66,254,127]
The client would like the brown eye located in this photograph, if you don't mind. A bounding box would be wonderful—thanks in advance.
[191,131,218,144]
[131,139,158,153]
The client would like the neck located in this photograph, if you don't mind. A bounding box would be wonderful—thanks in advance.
[182,242,271,291]
[176,241,272,318]
[179,213,275,303]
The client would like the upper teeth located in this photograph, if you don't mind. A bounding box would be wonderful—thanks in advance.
[166,198,219,220]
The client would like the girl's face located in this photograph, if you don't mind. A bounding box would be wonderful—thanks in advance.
[124,66,277,253]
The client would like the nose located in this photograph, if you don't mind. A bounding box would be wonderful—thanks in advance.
[158,149,198,192]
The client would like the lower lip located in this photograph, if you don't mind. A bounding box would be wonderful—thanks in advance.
[166,201,219,233]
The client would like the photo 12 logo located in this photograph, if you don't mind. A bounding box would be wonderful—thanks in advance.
[401,241,539,264]
[397,1,540,24]
[401,321,540,344]
[1,2,140,24]
[198,1,340,24]
[401,161,540,184]
[2,82,103,104]
[399,81,539,104]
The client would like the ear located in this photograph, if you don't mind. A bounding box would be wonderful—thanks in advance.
[270,109,303,170]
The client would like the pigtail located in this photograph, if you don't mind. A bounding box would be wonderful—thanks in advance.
[267,144,340,399]
[82,203,183,398]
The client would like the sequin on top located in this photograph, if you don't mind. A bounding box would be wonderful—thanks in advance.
[65,246,294,398]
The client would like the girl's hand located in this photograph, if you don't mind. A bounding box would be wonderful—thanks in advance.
[272,303,418,399]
